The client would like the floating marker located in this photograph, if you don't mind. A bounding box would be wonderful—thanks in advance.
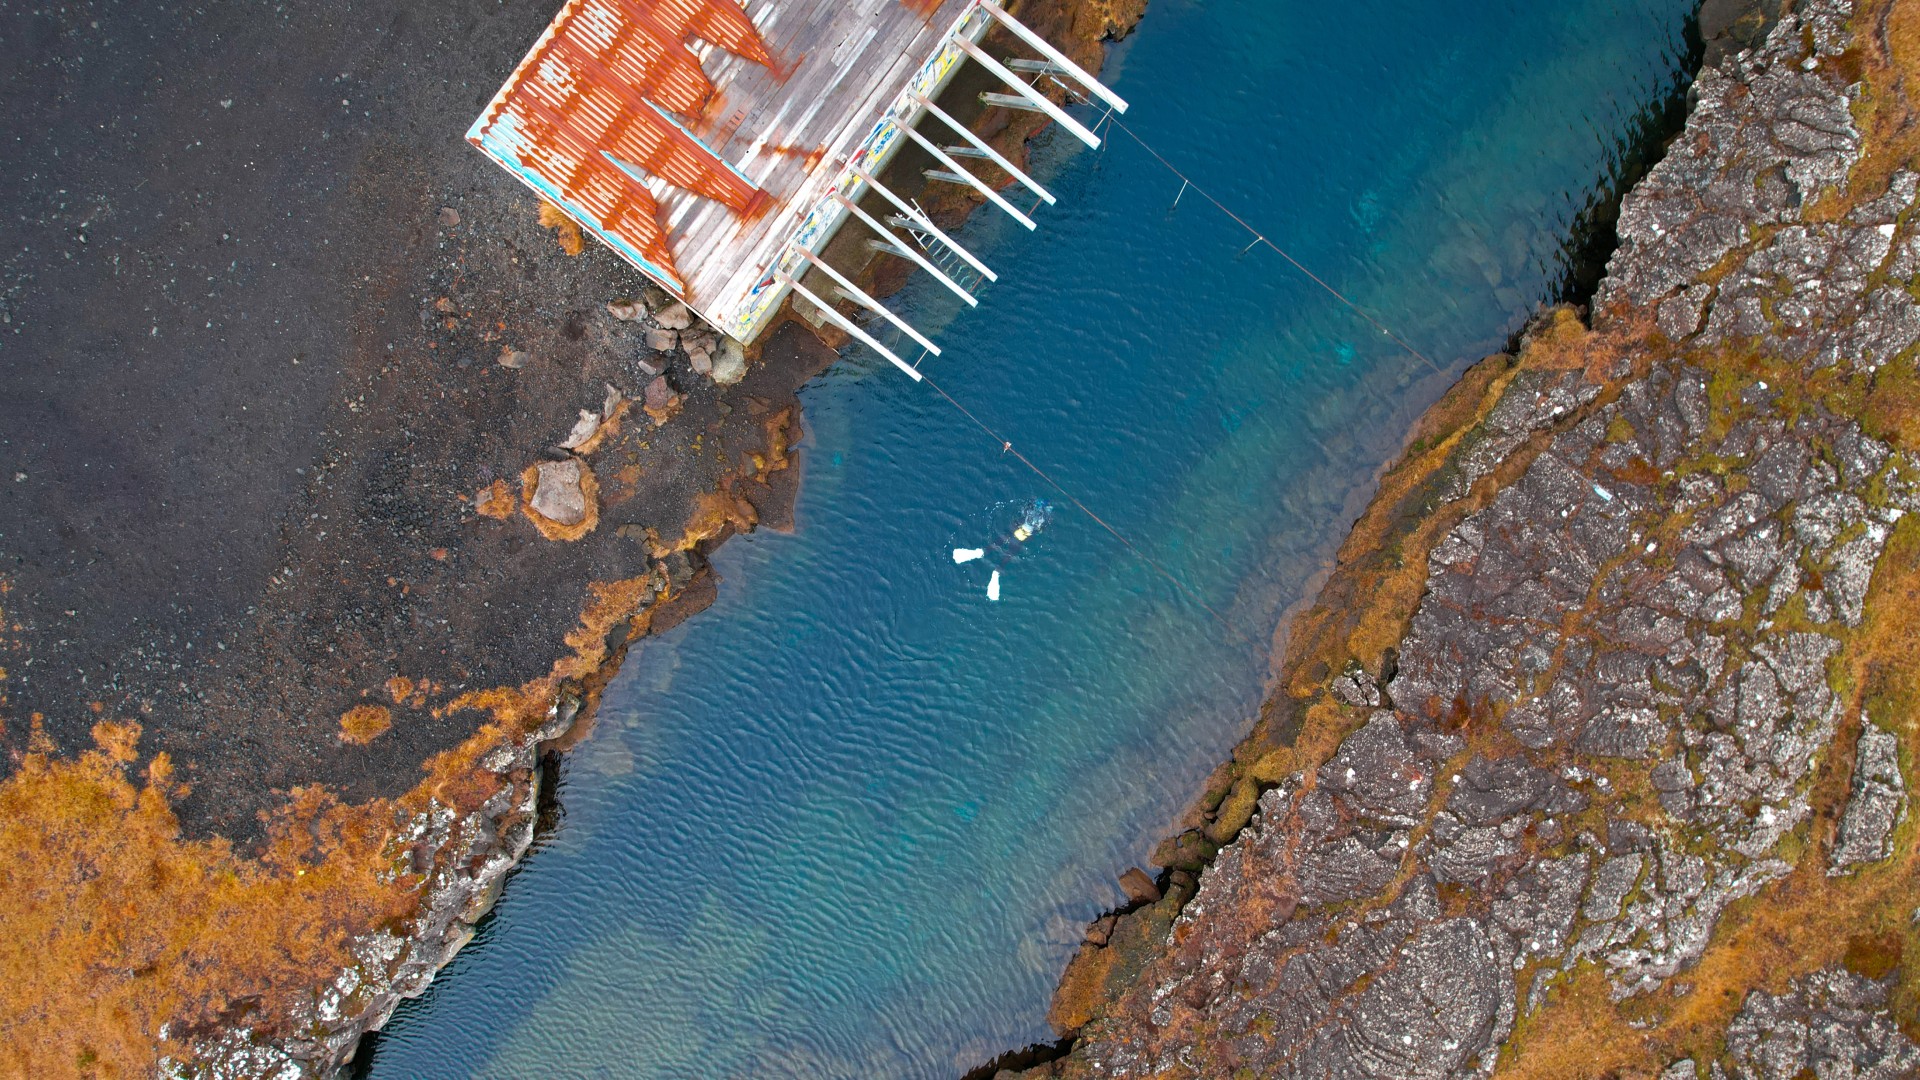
[987,570,1001,601]
[953,548,985,564]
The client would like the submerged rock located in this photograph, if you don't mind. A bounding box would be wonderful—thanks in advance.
[1117,867,1160,905]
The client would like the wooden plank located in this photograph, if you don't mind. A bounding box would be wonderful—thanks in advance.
[641,0,976,322]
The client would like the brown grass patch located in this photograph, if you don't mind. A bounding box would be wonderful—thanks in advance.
[537,200,584,256]
[0,724,415,1078]
[473,478,517,520]
[1499,351,1920,1078]
[338,704,393,745]
[1495,17,1920,1067]
[0,552,685,1075]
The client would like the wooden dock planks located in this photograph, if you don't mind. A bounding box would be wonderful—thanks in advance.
[663,0,974,324]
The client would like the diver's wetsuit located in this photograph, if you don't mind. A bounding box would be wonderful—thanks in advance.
[983,500,1052,567]
[955,500,1052,599]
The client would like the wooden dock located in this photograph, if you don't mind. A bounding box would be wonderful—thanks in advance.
[470,0,1125,346]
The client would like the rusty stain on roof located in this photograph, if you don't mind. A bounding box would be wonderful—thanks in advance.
[469,0,777,288]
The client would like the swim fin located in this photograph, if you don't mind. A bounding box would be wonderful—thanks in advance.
[953,548,985,564]
[987,570,1001,601]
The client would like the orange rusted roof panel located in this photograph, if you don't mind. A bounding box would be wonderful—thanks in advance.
[471,0,982,337]
[469,0,772,288]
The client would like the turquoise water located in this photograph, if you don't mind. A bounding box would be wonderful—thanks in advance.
[361,1,1697,1076]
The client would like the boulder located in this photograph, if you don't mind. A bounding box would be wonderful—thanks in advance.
[528,460,588,526]
[653,302,693,330]
[1830,717,1908,872]
[645,328,678,351]
[1118,867,1161,905]
[1084,914,1119,948]
[557,409,601,451]
[711,337,748,385]
[643,375,682,425]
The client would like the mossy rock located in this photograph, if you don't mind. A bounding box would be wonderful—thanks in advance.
[1205,775,1264,845]
[1151,829,1219,873]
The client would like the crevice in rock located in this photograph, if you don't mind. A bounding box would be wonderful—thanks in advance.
[1549,11,1707,309]
[960,1038,1078,1080]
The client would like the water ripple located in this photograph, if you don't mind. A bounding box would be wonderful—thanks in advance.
[360,1,1701,1076]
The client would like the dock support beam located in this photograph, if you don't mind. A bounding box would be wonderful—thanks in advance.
[978,0,1130,114]
[913,93,1055,205]
[851,166,997,283]
[980,92,1047,113]
[794,248,942,356]
[897,120,1037,229]
[955,37,1100,149]
[778,272,923,381]
[831,190,979,306]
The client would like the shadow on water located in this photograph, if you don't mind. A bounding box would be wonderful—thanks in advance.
[1551,11,1705,308]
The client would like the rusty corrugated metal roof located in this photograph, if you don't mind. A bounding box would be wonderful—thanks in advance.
[469,0,773,287]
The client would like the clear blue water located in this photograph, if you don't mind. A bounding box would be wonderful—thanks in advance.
[362,1,1697,1075]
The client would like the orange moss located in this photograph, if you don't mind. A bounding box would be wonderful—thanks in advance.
[0,556,692,1075]
[473,478,517,520]
[385,677,414,704]
[338,704,393,745]
[518,463,601,542]
[761,406,797,471]
[92,719,141,763]
[1836,0,1920,206]
[606,461,645,503]
[537,200,584,256]
[0,724,415,1078]
[568,399,627,457]
[676,488,758,550]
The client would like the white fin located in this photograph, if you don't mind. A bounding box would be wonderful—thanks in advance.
[952,547,985,564]
[986,570,1001,601]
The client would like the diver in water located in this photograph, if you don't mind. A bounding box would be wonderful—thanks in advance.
[952,499,1052,600]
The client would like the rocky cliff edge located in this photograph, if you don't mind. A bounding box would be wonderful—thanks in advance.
[1015,1,1920,1075]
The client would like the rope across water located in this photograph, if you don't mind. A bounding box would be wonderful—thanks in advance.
[865,89,1455,646]
[914,367,1255,645]
[1100,114,1448,378]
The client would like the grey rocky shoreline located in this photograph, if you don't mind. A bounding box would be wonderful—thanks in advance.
[1005,0,1920,1075]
